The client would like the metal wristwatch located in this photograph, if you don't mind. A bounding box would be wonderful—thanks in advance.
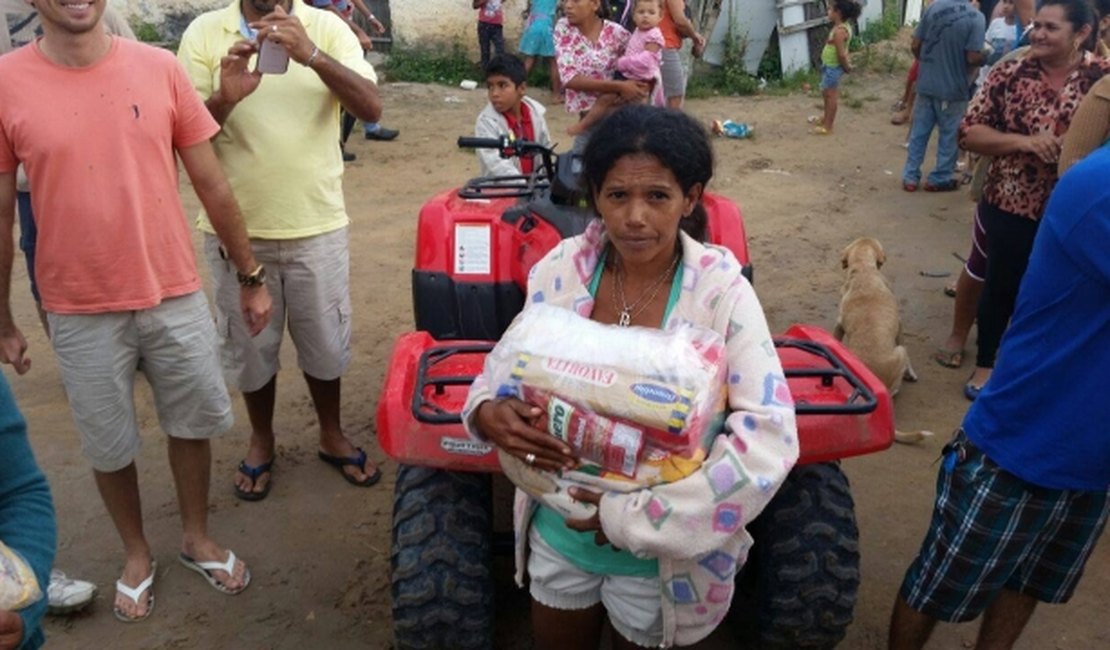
[237,264,266,288]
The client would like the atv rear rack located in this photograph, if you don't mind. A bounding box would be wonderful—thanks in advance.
[377,326,893,471]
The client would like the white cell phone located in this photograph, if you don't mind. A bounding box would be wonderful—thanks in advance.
[256,38,289,75]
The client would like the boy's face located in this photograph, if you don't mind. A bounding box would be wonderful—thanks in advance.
[487,74,526,114]
[634,1,662,30]
[1001,0,1014,19]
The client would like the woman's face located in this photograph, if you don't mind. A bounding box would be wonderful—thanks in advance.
[1029,5,1088,61]
[563,0,600,26]
[595,154,702,269]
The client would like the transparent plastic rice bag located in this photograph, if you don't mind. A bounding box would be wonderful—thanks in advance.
[482,304,728,518]
[0,540,42,611]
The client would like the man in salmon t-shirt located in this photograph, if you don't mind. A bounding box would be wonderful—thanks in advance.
[0,0,272,624]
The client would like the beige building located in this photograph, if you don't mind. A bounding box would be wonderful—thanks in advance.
[117,0,525,51]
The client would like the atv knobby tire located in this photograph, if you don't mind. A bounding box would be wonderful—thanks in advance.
[391,465,494,650]
[733,462,860,649]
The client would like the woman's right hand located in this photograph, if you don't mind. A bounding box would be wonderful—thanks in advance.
[617,80,650,103]
[1023,131,1062,163]
[474,399,578,472]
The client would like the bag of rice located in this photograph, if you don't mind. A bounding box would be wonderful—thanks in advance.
[0,540,42,611]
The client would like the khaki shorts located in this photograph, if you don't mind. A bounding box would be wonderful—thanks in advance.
[527,526,664,648]
[48,291,232,472]
[204,229,352,392]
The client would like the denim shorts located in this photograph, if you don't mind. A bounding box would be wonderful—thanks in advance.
[900,430,1110,622]
[821,64,845,90]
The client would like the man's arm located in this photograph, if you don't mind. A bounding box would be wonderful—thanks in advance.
[314,1,374,50]
[965,13,987,66]
[0,172,28,374]
[251,6,382,122]
[349,0,386,34]
[200,40,264,125]
[911,37,922,59]
[665,0,699,40]
[176,142,272,336]
[1015,0,1035,27]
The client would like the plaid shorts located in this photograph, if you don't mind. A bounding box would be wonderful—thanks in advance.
[901,430,1110,622]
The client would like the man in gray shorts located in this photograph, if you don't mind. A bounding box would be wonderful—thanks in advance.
[0,0,272,623]
[178,0,384,500]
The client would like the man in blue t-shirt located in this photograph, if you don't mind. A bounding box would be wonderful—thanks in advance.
[889,146,1110,649]
[901,0,985,192]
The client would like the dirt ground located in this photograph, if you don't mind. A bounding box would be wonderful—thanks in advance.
[12,67,1107,649]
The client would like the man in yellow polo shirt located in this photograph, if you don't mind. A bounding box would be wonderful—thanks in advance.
[178,0,383,500]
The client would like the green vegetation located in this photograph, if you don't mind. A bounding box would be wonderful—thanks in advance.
[130,22,162,43]
[851,0,902,51]
[686,20,764,98]
[384,42,481,84]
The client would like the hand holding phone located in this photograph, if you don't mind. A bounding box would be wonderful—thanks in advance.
[256,37,289,75]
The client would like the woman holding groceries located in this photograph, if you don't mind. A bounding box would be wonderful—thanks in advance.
[463,105,798,649]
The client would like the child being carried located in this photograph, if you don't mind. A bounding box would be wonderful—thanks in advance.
[567,0,665,136]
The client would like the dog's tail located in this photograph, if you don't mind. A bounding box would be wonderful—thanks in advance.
[894,429,934,445]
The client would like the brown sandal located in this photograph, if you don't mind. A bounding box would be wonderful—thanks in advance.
[933,348,965,369]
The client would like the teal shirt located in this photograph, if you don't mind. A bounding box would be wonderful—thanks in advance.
[531,248,683,577]
[0,374,56,650]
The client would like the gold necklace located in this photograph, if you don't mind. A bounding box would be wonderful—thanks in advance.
[610,254,680,327]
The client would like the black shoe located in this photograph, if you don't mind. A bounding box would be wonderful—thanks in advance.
[364,126,399,141]
[342,150,356,162]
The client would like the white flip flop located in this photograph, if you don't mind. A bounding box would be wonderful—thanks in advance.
[113,560,156,623]
[178,550,250,595]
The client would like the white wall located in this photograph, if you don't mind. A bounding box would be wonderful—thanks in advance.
[118,0,524,50]
[392,0,524,49]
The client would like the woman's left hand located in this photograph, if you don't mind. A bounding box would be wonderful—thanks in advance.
[565,487,611,546]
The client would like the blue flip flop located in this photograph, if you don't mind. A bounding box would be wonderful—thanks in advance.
[234,459,273,502]
[317,447,382,487]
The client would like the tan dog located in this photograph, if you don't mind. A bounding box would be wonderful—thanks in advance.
[835,238,931,445]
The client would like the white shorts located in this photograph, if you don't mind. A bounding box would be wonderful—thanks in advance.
[48,291,232,472]
[204,229,352,392]
[527,526,664,648]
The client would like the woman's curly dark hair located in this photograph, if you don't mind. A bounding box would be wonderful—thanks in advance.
[581,105,715,242]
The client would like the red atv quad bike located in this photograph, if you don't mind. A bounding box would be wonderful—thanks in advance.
[377,137,894,649]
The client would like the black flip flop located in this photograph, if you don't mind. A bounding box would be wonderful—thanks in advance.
[318,447,382,487]
[234,459,273,502]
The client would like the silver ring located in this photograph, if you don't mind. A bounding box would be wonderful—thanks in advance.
[271,25,278,33]
[525,453,536,466]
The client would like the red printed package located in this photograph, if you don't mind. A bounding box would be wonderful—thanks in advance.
[521,386,651,478]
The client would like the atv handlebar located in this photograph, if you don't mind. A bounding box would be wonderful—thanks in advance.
[457,137,506,149]
[457,136,558,180]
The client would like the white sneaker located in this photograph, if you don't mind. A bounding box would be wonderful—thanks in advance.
[47,569,97,614]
